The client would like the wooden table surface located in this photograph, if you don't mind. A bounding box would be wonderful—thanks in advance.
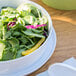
[28,0,76,76]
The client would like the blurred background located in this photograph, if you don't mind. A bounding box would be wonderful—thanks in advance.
[42,0,76,10]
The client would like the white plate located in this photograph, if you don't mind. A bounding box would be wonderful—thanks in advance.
[6,27,56,76]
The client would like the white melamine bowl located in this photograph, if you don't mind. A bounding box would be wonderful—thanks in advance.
[48,63,76,76]
[0,0,53,75]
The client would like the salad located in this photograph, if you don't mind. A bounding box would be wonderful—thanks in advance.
[0,3,48,61]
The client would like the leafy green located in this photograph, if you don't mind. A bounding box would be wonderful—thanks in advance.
[5,30,12,39]
[24,16,36,25]
[22,29,45,38]
[1,7,16,15]
[0,3,48,61]
[16,49,25,58]
[8,38,19,48]
[2,48,15,61]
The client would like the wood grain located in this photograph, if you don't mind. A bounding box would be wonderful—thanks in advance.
[27,0,76,76]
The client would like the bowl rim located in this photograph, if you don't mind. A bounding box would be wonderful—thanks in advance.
[0,0,53,63]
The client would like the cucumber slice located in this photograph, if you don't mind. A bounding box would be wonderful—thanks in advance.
[0,42,5,59]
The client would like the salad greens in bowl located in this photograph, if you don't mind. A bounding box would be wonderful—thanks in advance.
[0,3,48,61]
[0,0,53,75]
